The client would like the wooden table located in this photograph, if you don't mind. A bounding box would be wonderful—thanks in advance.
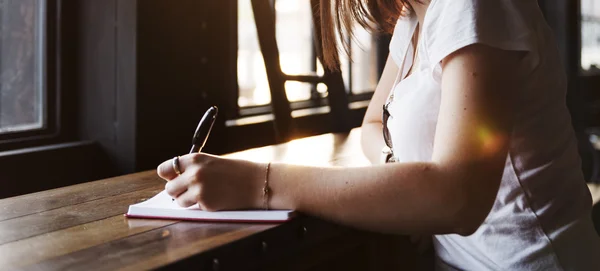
[0,129,416,271]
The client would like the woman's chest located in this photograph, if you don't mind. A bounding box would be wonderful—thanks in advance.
[386,70,442,162]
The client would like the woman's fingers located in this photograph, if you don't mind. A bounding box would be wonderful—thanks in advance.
[174,188,200,208]
[157,154,260,211]
[157,157,182,181]
[165,172,195,198]
[158,153,208,208]
[157,154,200,181]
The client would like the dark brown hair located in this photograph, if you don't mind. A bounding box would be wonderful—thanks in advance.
[318,0,411,70]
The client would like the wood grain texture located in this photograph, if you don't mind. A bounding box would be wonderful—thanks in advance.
[0,171,160,221]
[23,223,275,271]
[0,215,176,269]
[0,186,164,245]
[0,128,399,271]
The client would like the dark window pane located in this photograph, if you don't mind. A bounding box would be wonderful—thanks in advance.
[0,0,45,134]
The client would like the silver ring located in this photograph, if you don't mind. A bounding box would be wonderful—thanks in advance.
[172,156,182,175]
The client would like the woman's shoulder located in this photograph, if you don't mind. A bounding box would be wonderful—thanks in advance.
[426,0,537,13]
[423,0,540,65]
[423,0,539,36]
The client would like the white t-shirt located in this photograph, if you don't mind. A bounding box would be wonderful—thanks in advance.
[386,0,600,270]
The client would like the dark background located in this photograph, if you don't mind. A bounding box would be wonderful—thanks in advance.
[0,0,598,198]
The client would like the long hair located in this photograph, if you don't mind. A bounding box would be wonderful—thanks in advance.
[318,0,411,70]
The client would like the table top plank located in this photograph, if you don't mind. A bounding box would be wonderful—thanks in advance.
[23,222,274,271]
[0,186,163,245]
[118,223,276,271]
[0,171,161,222]
[0,215,177,269]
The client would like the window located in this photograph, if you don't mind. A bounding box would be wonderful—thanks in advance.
[582,0,600,72]
[343,26,380,96]
[237,0,379,114]
[0,0,46,134]
[0,0,58,148]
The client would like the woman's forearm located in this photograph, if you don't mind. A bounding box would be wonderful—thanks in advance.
[359,55,398,165]
[267,161,501,236]
[360,122,386,164]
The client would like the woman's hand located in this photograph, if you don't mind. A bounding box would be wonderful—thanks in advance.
[156,153,266,211]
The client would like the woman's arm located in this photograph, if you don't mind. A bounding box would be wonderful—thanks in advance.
[360,55,399,164]
[272,44,519,236]
[159,44,521,236]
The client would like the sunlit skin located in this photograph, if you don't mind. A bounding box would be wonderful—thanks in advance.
[157,0,522,237]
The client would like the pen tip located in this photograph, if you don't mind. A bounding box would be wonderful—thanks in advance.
[210,106,219,117]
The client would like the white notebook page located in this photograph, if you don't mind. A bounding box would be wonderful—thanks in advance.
[126,191,294,222]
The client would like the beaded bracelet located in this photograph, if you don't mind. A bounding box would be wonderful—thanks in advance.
[263,162,272,210]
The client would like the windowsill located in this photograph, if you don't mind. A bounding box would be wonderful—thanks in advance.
[292,106,330,118]
[0,140,114,198]
[225,114,275,127]
[580,69,600,76]
[0,140,96,158]
[349,100,371,110]
[225,101,369,127]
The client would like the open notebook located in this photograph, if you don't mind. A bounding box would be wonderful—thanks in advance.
[126,191,295,223]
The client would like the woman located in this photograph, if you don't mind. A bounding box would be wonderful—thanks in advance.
[157,0,600,269]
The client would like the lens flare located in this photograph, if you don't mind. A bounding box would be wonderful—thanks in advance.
[477,126,505,157]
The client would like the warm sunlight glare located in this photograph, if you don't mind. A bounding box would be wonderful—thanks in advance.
[477,126,505,157]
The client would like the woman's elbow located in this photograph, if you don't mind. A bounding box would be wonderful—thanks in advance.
[452,211,488,236]
[360,122,382,161]
[447,177,501,236]
[359,127,369,153]
[447,202,492,236]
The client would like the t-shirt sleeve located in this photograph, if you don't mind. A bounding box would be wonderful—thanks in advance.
[423,0,537,68]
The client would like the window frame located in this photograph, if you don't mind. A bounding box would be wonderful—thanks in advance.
[229,0,381,121]
[0,0,62,151]
[237,92,374,118]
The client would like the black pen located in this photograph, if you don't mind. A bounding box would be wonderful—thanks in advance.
[172,106,218,202]
[190,106,218,153]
